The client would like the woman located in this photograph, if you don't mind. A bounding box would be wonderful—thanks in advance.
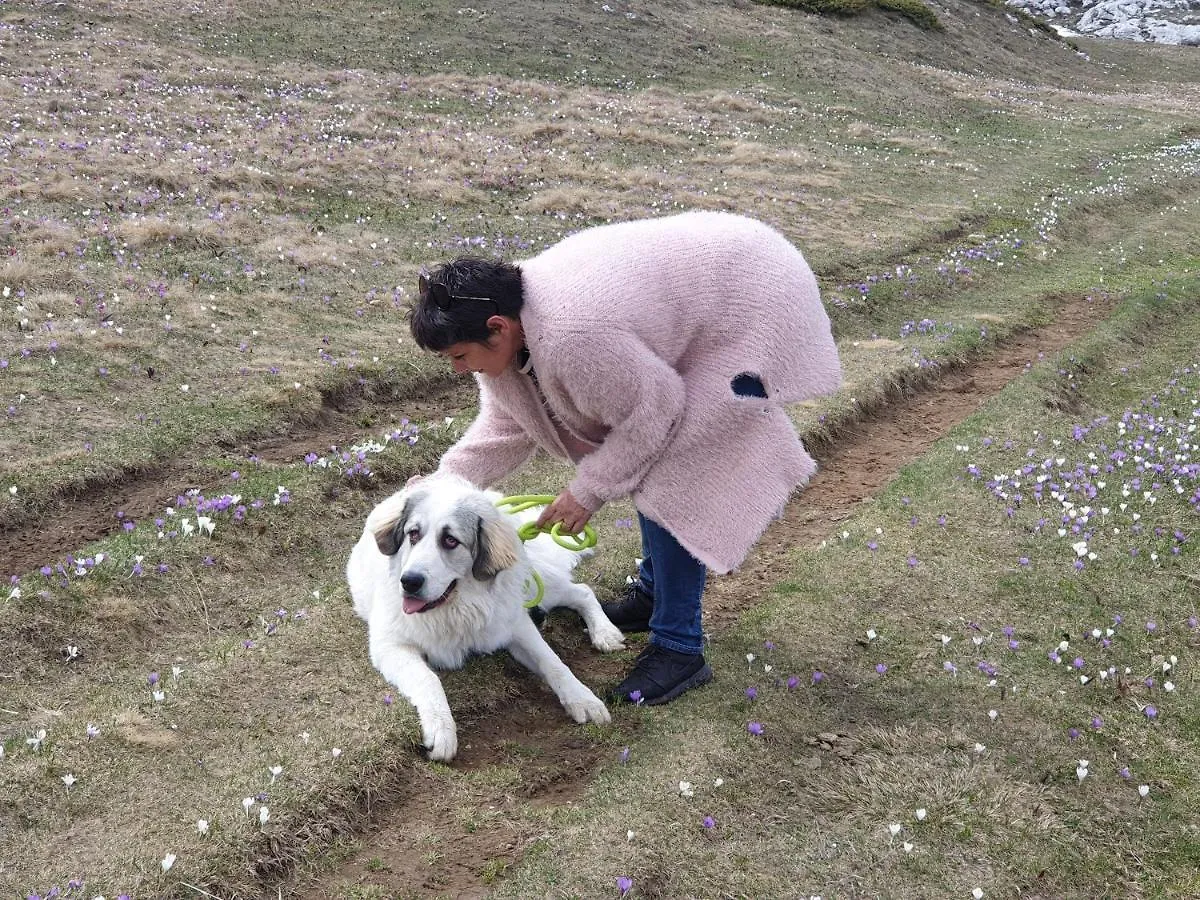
[409,211,842,705]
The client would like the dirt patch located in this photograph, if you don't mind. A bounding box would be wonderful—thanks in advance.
[294,762,519,900]
[306,643,629,900]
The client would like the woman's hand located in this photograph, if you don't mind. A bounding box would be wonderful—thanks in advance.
[536,489,594,535]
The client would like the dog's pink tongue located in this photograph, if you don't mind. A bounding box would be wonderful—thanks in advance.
[402,595,428,615]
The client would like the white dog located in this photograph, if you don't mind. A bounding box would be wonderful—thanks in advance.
[347,474,624,761]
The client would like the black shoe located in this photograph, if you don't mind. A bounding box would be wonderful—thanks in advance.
[601,582,654,633]
[612,644,713,706]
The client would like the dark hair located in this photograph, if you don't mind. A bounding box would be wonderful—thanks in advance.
[409,256,524,351]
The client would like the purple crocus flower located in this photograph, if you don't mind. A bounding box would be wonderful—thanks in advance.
[617,876,632,896]
[745,687,758,700]
[747,721,764,736]
[702,815,715,829]
[787,676,799,691]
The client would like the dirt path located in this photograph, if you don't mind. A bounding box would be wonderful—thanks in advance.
[294,292,1112,898]
[0,388,472,577]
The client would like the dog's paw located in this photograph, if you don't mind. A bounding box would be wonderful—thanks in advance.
[588,621,626,653]
[564,691,612,726]
[422,720,458,762]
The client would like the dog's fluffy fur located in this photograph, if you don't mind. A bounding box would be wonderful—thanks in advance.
[347,474,624,761]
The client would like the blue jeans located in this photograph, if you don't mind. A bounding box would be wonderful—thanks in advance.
[636,513,707,655]
[633,374,766,655]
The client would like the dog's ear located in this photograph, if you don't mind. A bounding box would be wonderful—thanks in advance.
[472,507,521,580]
[369,489,420,557]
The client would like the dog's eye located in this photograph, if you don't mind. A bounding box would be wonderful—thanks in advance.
[440,534,460,550]
[406,528,420,545]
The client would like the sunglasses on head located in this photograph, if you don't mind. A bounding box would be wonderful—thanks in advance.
[418,274,496,311]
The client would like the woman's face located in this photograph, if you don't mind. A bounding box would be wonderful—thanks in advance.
[439,315,523,377]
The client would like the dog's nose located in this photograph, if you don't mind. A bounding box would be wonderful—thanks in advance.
[400,572,425,595]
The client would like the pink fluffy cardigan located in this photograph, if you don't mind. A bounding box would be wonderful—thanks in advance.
[436,211,842,573]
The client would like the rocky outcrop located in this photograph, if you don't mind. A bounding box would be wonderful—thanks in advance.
[1005,0,1200,44]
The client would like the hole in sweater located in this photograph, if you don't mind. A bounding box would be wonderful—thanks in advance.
[731,373,767,398]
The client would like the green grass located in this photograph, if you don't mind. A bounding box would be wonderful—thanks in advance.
[757,0,944,30]
[5,0,1200,896]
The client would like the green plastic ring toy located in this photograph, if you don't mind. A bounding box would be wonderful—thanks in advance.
[495,494,598,552]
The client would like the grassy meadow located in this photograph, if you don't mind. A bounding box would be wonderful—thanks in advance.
[1,0,1199,897]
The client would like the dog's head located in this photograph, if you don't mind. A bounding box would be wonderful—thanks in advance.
[367,475,522,614]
